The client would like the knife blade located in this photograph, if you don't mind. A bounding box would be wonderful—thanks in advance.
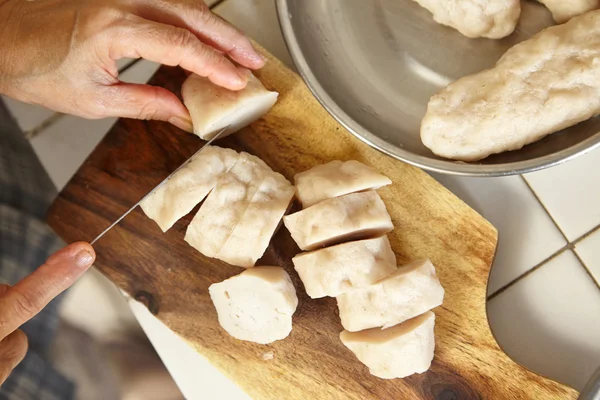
[90,126,229,246]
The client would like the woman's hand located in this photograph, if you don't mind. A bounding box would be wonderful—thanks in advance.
[0,242,95,383]
[0,0,265,131]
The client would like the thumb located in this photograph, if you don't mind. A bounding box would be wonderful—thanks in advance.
[0,242,95,340]
[102,83,194,132]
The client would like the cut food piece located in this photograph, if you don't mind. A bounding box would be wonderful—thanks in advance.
[185,152,271,258]
[216,171,295,267]
[538,0,599,23]
[294,160,392,208]
[292,236,397,298]
[421,11,600,161]
[340,311,435,379]
[140,146,239,232]
[283,191,393,251]
[337,259,444,332]
[209,267,298,344]
[412,0,520,39]
[182,72,279,140]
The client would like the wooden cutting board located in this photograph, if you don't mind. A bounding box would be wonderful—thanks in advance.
[47,45,578,399]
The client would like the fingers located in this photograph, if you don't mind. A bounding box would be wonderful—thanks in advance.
[0,285,10,297]
[0,242,95,340]
[101,83,194,131]
[0,330,28,385]
[134,0,265,69]
[111,15,248,90]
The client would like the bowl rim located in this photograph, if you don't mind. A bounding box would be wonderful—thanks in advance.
[275,0,600,177]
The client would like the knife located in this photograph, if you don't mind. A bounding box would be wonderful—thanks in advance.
[90,126,229,245]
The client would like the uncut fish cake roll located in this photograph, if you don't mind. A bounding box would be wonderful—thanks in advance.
[209,267,298,344]
[337,259,444,332]
[294,160,391,208]
[140,146,239,232]
[412,0,520,39]
[283,191,393,251]
[538,0,599,23]
[421,11,600,161]
[340,311,435,379]
[182,73,278,140]
[292,236,397,298]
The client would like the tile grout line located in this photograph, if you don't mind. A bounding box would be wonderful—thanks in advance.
[520,174,600,292]
[209,0,228,10]
[487,221,600,301]
[520,174,570,239]
[25,113,65,140]
[26,59,143,141]
[484,174,574,301]
[487,246,567,301]
[572,250,600,290]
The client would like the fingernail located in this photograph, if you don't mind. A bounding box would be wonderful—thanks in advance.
[169,117,194,132]
[75,250,94,268]
[260,53,268,63]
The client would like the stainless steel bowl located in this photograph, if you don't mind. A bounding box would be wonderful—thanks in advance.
[275,0,600,176]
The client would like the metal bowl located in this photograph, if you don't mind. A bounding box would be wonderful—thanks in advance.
[275,0,600,176]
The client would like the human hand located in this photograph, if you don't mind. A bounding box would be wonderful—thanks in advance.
[0,0,265,131]
[0,242,95,384]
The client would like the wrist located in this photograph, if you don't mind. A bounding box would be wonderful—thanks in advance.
[0,0,17,95]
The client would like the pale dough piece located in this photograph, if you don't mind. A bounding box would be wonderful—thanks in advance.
[294,160,392,208]
[283,191,393,251]
[140,146,239,232]
[216,171,295,267]
[209,267,298,344]
[538,0,599,23]
[337,259,444,332]
[413,0,521,39]
[184,152,271,258]
[182,73,279,140]
[340,311,436,379]
[421,11,600,161]
[292,236,397,298]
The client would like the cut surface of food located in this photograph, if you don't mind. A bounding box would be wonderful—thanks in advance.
[412,0,520,39]
[340,311,436,379]
[216,171,295,267]
[184,152,271,258]
[292,236,397,298]
[294,160,392,208]
[337,259,444,332]
[209,267,298,344]
[140,146,239,232]
[182,72,279,140]
[283,191,393,251]
[421,11,600,161]
[538,0,599,22]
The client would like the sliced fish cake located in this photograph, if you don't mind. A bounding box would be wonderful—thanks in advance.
[413,0,520,39]
[283,191,393,251]
[421,11,600,161]
[182,72,279,140]
[337,259,444,332]
[294,160,391,208]
[185,152,270,258]
[209,267,298,344]
[340,311,436,379]
[216,171,295,268]
[292,236,397,298]
[140,146,239,232]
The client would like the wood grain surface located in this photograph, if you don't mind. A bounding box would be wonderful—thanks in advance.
[47,45,578,399]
